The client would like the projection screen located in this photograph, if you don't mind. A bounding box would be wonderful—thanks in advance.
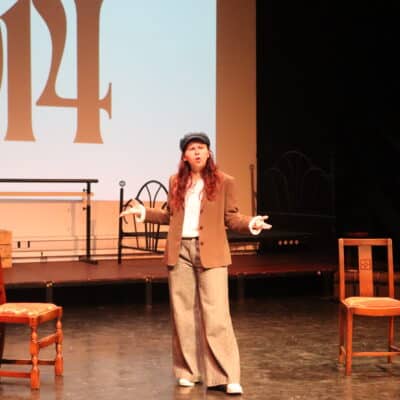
[0,0,216,200]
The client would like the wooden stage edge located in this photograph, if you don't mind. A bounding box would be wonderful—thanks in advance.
[3,251,337,295]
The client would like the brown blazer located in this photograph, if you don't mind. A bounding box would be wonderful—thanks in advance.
[145,172,252,268]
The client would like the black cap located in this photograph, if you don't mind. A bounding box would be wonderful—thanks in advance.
[179,132,210,151]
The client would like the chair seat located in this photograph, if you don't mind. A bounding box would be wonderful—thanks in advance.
[0,302,59,318]
[0,261,64,389]
[343,296,400,309]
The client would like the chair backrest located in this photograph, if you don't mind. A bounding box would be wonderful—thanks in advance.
[134,180,168,209]
[119,180,168,253]
[262,150,336,237]
[0,258,6,304]
[338,238,394,300]
[134,180,168,252]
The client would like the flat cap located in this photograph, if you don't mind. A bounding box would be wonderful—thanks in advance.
[179,132,210,151]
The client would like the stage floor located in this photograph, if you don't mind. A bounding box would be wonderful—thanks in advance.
[1,297,400,399]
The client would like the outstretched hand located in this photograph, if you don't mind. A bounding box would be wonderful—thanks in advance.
[119,199,142,218]
[253,215,272,230]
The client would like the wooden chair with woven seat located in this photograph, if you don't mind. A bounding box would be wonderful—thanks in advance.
[0,257,63,389]
[338,237,400,375]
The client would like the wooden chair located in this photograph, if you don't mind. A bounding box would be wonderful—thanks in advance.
[0,258,63,389]
[338,238,400,375]
[118,179,168,263]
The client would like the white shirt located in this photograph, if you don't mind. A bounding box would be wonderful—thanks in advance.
[181,179,204,237]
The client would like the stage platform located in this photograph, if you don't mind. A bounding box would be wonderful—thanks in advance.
[3,249,338,305]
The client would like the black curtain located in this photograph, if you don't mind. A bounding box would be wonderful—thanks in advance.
[256,1,400,246]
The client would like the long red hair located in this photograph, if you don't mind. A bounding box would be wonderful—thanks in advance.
[170,153,221,211]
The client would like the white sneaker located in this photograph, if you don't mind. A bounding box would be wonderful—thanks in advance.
[178,378,195,387]
[226,383,243,394]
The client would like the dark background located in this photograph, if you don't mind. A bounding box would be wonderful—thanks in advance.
[256,1,400,248]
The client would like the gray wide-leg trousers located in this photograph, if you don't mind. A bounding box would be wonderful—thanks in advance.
[168,238,240,387]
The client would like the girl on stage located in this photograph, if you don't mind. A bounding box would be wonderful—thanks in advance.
[120,132,271,395]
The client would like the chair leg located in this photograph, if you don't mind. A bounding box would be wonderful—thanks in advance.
[55,318,64,376]
[338,307,345,364]
[0,323,5,367]
[117,237,122,264]
[30,325,40,389]
[388,316,394,364]
[345,311,353,376]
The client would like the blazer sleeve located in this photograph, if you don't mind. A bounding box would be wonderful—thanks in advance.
[223,175,252,233]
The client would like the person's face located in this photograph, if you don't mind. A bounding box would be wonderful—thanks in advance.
[183,140,210,173]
